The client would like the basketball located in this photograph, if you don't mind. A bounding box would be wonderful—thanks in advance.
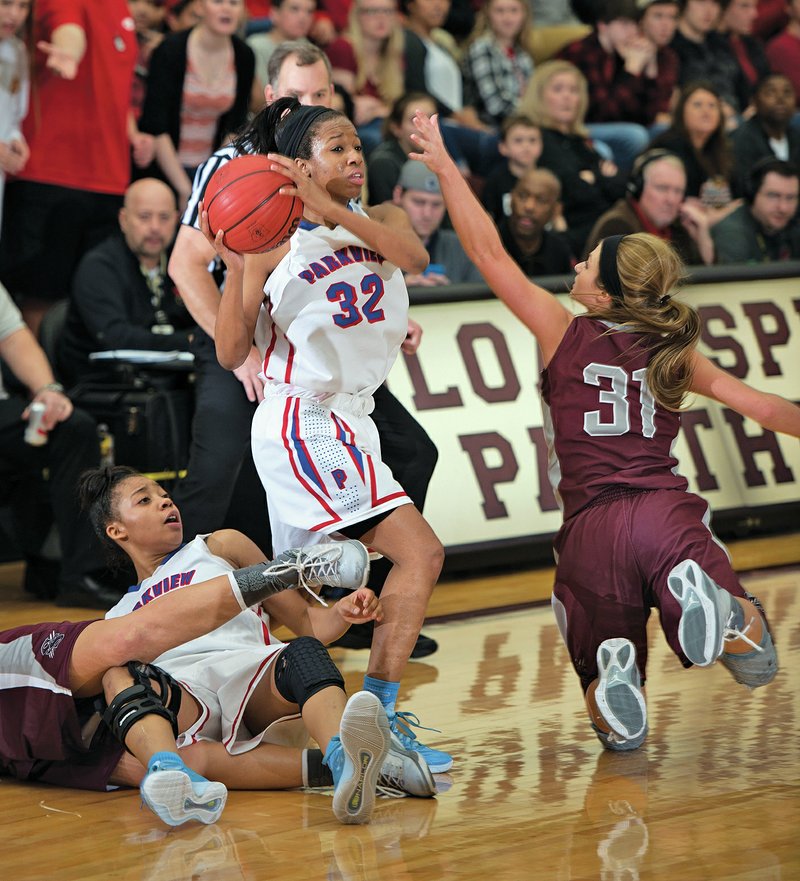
[204,155,304,253]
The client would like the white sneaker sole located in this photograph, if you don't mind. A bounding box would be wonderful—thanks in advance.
[595,638,647,741]
[667,560,731,666]
[141,770,227,827]
[334,692,391,824]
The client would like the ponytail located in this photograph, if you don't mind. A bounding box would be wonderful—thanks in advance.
[593,233,700,411]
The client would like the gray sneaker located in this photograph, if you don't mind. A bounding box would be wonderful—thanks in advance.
[274,541,370,603]
[667,559,753,667]
[595,638,647,743]
[721,628,778,689]
[378,733,436,799]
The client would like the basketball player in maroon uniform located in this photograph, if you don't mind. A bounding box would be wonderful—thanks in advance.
[410,111,800,751]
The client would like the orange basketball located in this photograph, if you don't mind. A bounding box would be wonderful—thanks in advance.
[204,155,304,253]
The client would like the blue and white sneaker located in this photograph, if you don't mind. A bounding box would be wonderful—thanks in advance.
[140,752,227,827]
[323,691,391,824]
[388,711,452,774]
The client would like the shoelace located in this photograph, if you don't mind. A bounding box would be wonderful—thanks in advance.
[283,545,348,606]
[722,613,763,653]
[376,775,408,799]
[391,711,442,745]
[261,557,329,607]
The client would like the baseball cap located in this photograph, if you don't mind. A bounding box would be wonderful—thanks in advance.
[397,160,441,194]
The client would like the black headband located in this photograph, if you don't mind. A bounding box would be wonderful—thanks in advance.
[276,105,334,158]
[599,235,627,302]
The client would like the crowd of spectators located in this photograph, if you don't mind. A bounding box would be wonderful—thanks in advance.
[1,0,799,604]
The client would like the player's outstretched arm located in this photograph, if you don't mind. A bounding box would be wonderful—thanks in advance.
[410,112,572,362]
[690,351,800,437]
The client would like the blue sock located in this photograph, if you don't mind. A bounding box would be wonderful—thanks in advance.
[147,751,183,773]
[363,676,399,715]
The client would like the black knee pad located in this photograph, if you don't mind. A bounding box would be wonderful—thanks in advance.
[98,661,183,753]
[273,636,344,710]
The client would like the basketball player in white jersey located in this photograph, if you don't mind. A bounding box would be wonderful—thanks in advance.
[93,465,436,823]
[204,99,453,774]
[170,40,439,660]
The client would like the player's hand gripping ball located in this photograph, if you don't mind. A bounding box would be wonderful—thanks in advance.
[204,155,304,253]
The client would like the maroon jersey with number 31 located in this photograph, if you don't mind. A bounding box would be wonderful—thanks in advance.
[541,316,688,520]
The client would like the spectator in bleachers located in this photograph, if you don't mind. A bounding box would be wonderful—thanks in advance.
[248,0,316,109]
[766,0,800,107]
[519,60,627,257]
[460,0,536,129]
[367,92,438,204]
[650,81,739,214]
[718,0,771,113]
[732,73,800,190]
[401,0,500,174]
[0,281,119,609]
[711,157,800,261]
[556,0,656,170]
[129,2,168,122]
[753,0,788,40]
[636,0,681,128]
[0,0,138,335]
[140,0,254,209]
[0,0,30,238]
[326,0,404,153]
[393,160,484,284]
[481,114,543,222]
[165,0,203,31]
[584,149,715,263]
[58,179,196,387]
[497,168,574,275]
[670,0,747,120]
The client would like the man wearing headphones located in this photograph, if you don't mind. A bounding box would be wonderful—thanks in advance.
[712,158,800,263]
[583,149,715,264]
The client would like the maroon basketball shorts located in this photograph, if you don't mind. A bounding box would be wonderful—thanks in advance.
[551,488,761,691]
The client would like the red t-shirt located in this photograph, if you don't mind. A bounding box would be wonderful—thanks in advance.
[20,0,137,195]
[246,0,272,16]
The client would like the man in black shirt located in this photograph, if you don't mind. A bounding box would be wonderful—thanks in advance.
[498,169,574,276]
[59,178,195,386]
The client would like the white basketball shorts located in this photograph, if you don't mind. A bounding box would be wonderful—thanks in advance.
[252,393,411,554]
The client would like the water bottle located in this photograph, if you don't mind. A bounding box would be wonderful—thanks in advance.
[24,402,48,446]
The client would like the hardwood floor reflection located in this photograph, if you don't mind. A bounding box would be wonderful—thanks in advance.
[1,562,798,880]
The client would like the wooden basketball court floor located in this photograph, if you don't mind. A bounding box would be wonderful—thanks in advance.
[1,535,799,881]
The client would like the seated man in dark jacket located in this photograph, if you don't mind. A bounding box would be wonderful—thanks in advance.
[59,178,196,386]
[712,158,800,263]
[584,150,714,264]
[732,74,800,193]
[497,169,574,277]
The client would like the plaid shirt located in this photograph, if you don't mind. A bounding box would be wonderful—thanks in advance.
[557,32,677,125]
[462,34,535,126]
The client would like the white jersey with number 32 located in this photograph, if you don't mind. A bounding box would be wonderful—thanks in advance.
[261,204,408,399]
